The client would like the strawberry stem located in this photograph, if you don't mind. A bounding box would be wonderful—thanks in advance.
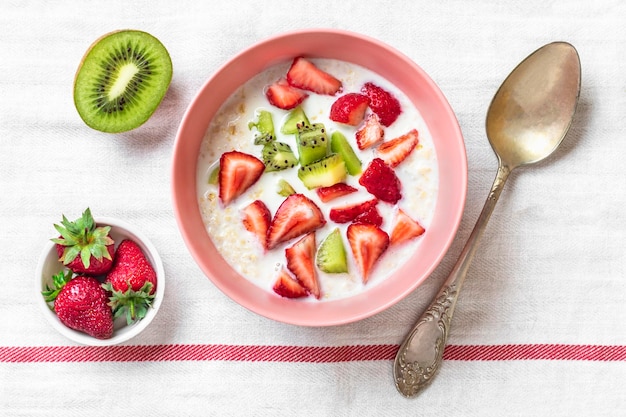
[51,208,114,268]
[105,281,155,325]
[128,300,136,324]
[41,269,74,304]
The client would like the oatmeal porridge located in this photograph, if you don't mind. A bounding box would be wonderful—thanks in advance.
[196,57,439,301]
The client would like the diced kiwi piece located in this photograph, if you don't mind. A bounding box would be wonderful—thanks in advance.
[262,141,298,172]
[281,106,310,135]
[73,30,173,133]
[207,163,219,185]
[316,228,348,273]
[297,123,329,166]
[248,110,275,145]
[330,131,362,175]
[297,153,347,189]
[276,179,296,197]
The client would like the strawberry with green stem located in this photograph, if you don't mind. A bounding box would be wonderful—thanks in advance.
[42,270,114,339]
[52,208,115,275]
[103,239,157,325]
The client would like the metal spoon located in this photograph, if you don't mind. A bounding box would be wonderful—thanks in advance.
[393,41,581,398]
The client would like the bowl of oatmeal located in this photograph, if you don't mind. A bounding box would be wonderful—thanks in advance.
[172,29,467,326]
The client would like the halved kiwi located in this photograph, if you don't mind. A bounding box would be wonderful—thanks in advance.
[73,30,173,133]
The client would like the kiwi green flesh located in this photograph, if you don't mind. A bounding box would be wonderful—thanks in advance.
[262,142,297,172]
[281,106,309,135]
[316,228,348,273]
[331,131,362,175]
[276,179,296,197]
[297,123,329,166]
[207,162,219,185]
[74,30,173,133]
[249,110,275,145]
[297,153,347,189]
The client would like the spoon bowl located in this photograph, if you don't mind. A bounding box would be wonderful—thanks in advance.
[487,42,581,168]
[393,41,581,397]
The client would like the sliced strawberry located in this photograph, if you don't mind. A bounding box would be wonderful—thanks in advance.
[361,82,402,127]
[329,198,378,224]
[353,205,383,227]
[355,113,384,150]
[377,129,419,168]
[285,232,320,299]
[329,93,370,126]
[272,267,309,298]
[347,223,390,283]
[219,151,265,206]
[286,56,342,95]
[266,78,308,110]
[241,200,271,250]
[266,194,326,249]
[390,209,425,245]
[315,183,358,203]
[358,158,402,204]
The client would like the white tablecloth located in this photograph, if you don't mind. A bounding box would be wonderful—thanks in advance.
[2,1,625,415]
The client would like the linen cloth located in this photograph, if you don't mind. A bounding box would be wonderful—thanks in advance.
[1,1,625,415]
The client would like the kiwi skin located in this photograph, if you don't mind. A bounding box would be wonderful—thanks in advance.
[73,30,173,133]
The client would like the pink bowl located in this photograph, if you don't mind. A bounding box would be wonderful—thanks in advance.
[171,29,467,326]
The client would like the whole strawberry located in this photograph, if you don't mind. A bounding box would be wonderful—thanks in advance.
[43,271,114,339]
[104,239,157,325]
[52,208,115,275]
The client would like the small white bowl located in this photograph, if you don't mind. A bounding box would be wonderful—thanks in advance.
[36,216,165,346]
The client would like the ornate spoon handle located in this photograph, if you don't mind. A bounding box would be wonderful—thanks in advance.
[393,163,512,398]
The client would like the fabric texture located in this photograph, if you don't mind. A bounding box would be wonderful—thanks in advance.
[1,1,625,415]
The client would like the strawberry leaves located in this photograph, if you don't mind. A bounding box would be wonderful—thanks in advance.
[41,269,74,304]
[52,207,114,271]
[105,280,155,325]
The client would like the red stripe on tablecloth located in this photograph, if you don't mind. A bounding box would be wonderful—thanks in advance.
[0,344,625,363]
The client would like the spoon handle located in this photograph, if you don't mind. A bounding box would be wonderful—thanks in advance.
[393,163,511,398]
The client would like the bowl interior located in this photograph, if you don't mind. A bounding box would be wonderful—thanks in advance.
[36,217,165,345]
[172,29,467,326]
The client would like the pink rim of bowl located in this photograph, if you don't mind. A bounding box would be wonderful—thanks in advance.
[36,217,165,345]
[171,28,467,327]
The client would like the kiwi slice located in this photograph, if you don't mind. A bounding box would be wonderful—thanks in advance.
[73,30,173,133]
[281,106,310,135]
[207,160,220,185]
[331,131,362,175]
[262,141,298,172]
[297,153,347,189]
[249,110,275,145]
[316,228,348,273]
[276,179,296,197]
[296,123,329,166]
